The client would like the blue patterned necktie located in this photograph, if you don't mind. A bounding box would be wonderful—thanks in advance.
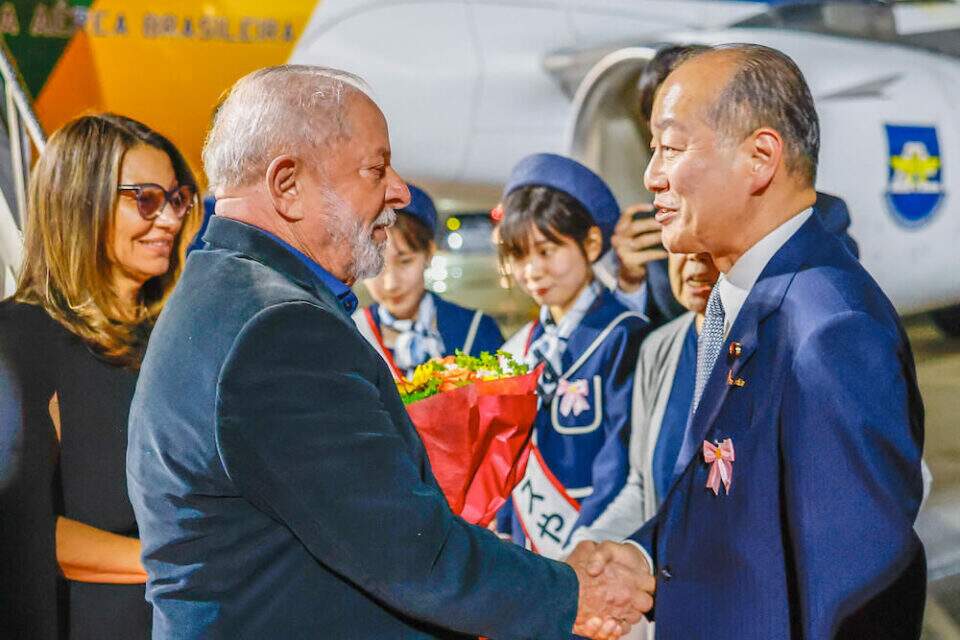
[692,286,725,414]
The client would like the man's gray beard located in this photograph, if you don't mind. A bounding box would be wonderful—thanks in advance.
[322,192,395,282]
[348,207,396,281]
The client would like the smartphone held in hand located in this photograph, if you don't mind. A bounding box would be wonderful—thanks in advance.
[631,208,665,252]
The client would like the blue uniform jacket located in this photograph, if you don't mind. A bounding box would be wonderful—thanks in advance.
[126,216,578,639]
[506,290,649,546]
[367,293,504,359]
[630,213,925,639]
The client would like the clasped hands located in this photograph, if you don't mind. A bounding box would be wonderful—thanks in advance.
[565,540,656,640]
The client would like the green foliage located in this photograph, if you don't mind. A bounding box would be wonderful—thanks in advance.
[397,350,529,405]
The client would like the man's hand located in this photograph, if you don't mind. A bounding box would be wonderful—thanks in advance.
[611,203,669,292]
[565,541,656,640]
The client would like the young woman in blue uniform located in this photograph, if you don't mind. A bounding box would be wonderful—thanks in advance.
[354,183,504,378]
[496,153,650,559]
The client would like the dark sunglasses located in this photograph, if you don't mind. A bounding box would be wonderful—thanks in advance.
[117,183,196,220]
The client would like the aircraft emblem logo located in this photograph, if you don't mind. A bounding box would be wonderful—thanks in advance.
[884,124,944,227]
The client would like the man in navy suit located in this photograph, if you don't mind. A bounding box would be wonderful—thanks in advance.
[577,44,926,638]
[126,65,655,639]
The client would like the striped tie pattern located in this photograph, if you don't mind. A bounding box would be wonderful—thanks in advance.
[692,286,725,414]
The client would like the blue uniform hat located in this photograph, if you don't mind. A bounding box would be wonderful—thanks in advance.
[399,183,438,234]
[503,153,620,250]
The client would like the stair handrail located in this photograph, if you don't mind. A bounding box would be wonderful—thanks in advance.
[0,37,44,294]
[0,38,46,152]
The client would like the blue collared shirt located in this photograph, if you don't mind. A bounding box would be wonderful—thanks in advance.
[256,228,359,315]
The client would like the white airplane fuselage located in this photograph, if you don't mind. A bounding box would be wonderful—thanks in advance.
[292,0,960,315]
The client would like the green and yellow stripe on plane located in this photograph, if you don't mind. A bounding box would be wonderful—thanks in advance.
[3,0,317,181]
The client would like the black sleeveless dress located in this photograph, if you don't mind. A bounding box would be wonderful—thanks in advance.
[0,300,151,639]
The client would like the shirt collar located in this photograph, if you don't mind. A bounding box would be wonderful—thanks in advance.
[255,229,359,314]
[378,292,437,333]
[717,207,812,334]
[539,280,602,339]
[592,249,619,290]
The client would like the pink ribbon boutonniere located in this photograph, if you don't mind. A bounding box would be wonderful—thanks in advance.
[557,379,590,417]
[702,438,735,495]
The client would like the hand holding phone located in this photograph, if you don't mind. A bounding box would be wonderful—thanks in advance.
[611,203,669,290]
[630,207,665,252]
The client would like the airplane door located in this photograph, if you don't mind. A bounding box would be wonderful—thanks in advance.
[289,1,481,184]
[563,47,655,209]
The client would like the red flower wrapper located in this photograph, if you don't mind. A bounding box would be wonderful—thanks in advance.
[405,366,541,527]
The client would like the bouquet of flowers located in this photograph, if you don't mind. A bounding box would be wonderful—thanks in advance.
[398,351,540,527]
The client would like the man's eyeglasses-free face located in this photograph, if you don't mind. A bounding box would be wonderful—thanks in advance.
[117,183,197,220]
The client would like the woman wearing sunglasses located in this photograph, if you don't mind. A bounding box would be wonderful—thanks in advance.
[0,114,197,638]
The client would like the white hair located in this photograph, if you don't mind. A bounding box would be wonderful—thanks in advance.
[202,65,373,191]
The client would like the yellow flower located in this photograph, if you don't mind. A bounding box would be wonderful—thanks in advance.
[411,364,434,388]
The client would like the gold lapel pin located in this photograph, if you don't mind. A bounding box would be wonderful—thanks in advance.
[729,342,742,358]
[727,369,746,387]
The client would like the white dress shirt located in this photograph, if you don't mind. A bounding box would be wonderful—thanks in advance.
[716,207,813,336]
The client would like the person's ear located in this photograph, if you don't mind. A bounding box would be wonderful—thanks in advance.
[425,239,436,261]
[746,127,783,193]
[584,225,603,263]
[266,155,302,221]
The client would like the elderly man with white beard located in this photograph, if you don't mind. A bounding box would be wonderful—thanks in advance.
[126,65,655,640]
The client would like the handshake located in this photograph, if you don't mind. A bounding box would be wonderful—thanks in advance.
[565,540,656,640]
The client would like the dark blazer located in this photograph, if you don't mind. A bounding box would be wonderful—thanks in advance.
[0,301,152,639]
[126,216,578,639]
[630,214,925,638]
[814,191,859,258]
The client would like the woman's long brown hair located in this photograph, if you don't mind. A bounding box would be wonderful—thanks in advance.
[14,113,199,366]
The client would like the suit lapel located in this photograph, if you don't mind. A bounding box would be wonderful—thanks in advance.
[670,214,828,482]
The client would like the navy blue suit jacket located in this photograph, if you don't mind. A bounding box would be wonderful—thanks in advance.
[126,216,578,639]
[630,214,925,638]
